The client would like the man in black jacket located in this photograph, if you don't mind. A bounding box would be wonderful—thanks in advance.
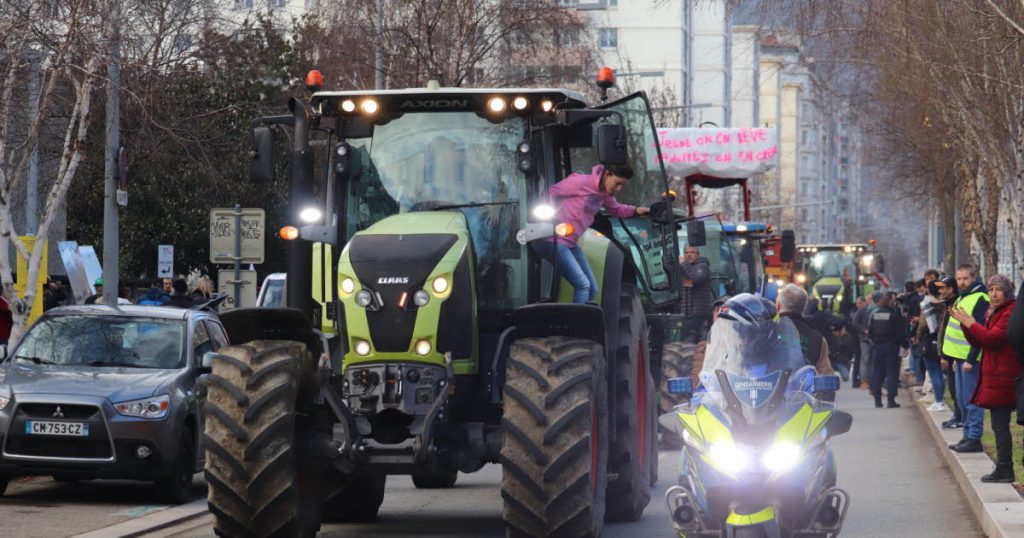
[679,246,713,343]
[165,279,195,308]
[777,284,835,374]
[869,293,909,408]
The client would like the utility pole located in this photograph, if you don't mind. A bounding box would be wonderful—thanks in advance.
[375,0,384,90]
[102,1,121,307]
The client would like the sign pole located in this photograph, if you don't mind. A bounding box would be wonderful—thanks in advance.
[233,203,241,308]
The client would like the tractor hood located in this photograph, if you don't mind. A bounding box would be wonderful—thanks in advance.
[339,211,473,359]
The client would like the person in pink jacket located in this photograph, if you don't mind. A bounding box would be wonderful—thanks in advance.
[547,163,649,303]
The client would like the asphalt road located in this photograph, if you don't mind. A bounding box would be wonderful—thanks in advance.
[0,387,985,537]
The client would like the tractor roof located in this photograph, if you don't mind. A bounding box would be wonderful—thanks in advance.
[311,87,590,111]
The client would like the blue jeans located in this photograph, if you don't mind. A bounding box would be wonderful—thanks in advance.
[955,361,983,440]
[549,243,597,304]
[910,346,925,383]
[923,354,945,404]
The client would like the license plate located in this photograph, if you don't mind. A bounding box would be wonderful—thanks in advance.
[25,421,89,437]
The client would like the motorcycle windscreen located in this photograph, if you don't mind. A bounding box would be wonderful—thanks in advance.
[699,315,806,386]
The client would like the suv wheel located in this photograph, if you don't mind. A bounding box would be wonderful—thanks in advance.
[159,430,195,504]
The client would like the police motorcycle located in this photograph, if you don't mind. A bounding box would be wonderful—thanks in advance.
[659,294,853,538]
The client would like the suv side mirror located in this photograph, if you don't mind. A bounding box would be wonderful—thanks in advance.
[250,127,275,183]
[597,124,628,166]
[780,230,796,263]
[687,220,706,247]
[199,351,216,374]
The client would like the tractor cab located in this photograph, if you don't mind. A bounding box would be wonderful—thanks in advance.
[795,243,884,316]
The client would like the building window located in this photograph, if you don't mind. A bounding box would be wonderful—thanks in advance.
[269,0,286,7]
[555,28,580,48]
[609,0,618,5]
[598,28,618,49]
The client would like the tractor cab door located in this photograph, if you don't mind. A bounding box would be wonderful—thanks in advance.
[597,92,680,307]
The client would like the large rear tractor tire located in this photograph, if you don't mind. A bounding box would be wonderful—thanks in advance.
[412,471,458,489]
[321,472,386,522]
[202,340,322,538]
[501,336,609,538]
[605,288,655,522]
[659,341,697,414]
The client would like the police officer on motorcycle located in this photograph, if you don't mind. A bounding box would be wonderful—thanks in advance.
[869,293,909,408]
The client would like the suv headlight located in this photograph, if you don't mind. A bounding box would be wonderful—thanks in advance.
[0,395,9,411]
[114,394,170,419]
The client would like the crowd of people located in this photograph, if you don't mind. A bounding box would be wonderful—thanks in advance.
[47,275,218,310]
[845,264,1024,483]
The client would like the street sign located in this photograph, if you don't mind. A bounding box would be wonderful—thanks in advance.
[210,208,265,264]
[218,270,257,310]
[157,244,174,278]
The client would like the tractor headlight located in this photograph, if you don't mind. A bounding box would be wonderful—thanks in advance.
[413,290,430,307]
[532,204,556,221]
[341,277,355,294]
[355,290,374,308]
[299,207,323,223]
[354,339,371,356]
[861,254,874,267]
[762,442,802,473]
[431,276,449,295]
[708,443,749,473]
[796,273,807,284]
[415,339,432,356]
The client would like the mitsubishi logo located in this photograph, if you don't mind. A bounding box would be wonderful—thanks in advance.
[52,406,64,418]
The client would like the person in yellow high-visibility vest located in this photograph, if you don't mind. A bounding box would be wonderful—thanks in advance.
[944,263,990,453]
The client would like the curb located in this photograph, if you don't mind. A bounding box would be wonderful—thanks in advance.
[72,498,209,538]
[914,395,1024,537]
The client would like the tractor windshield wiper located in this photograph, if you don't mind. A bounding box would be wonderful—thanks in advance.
[15,356,55,365]
[429,201,519,211]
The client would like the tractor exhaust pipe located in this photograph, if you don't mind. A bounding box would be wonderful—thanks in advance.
[286,98,316,323]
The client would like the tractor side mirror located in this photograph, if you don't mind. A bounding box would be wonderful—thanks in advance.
[250,127,275,183]
[780,230,796,263]
[649,200,673,224]
[597,124,628,166]
[686,220,706,248]
[875,254,886,274]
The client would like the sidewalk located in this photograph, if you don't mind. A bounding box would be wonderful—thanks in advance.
[914,394,1024,537]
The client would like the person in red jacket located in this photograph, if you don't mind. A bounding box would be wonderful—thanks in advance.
[950,273,1019,483]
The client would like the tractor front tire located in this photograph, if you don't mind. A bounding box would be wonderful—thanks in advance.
[605,288,654,522]
[659,341,698,414]
[203,340,322,538]
[501,336,609,538]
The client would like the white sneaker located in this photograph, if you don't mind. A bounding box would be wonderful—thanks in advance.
[927,402,948,412]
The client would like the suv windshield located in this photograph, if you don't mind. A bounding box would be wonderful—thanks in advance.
[13,316,186,369]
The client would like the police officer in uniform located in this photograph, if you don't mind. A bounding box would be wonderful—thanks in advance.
[869,293,909,408]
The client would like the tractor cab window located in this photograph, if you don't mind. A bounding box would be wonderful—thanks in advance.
[805,250,857,284]
[344,112,528,309]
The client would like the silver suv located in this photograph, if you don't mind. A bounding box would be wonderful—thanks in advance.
[0,305,228,503]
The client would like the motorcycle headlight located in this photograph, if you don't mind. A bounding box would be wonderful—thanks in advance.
[708,443,749,473]
[114,394,170,419]
[762,442,803,473]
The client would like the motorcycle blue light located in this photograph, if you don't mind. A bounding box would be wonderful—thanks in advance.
[667,377,692,396]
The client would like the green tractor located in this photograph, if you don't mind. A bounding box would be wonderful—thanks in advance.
[202,72,682,537]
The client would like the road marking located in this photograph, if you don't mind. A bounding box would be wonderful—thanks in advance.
[73,499,208,538]
[113,505,165,517]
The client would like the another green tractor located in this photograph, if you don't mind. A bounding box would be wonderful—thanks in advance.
[202,72,682,537]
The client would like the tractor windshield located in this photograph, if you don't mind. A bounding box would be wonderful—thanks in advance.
[722,234,765,295]
[805,250,857,283]
[345,112,523,226]
[344,111,526,308]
